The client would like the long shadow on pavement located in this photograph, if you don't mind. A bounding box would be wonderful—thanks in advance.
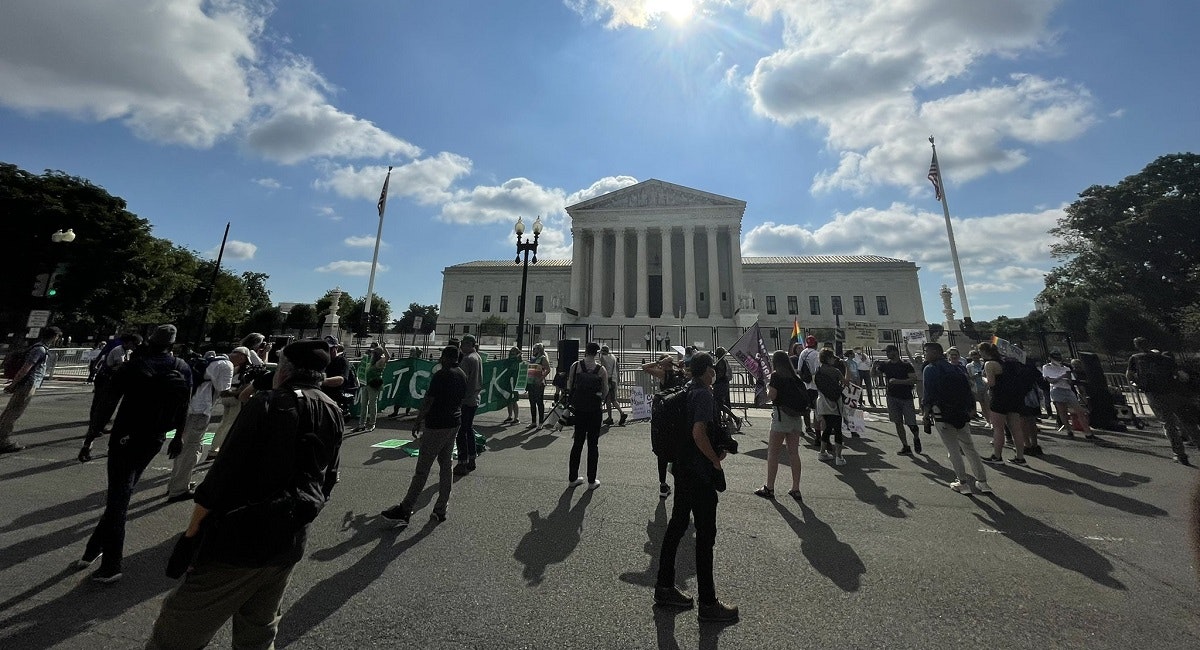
[1038,453,1152,488]
[771,500,866,592]
[0,457,83,482]
[989,463,1168,518]
[513,486,594,586]
[972,496,1126,590]
[277,515,441,647]
[653,606,728,650]
[0,535,178,648]
[619,499,696,590]
[831,441,914,518]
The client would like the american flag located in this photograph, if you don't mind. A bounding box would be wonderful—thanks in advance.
[927,152,942,201]
[377,166,392,218]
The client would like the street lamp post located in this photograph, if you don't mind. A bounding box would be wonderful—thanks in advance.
[513,216,542,350]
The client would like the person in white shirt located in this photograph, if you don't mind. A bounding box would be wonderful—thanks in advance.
[796,336,821,438]
[166,348,248,501]
[851,347,876,407]
[1042,350,1094,438]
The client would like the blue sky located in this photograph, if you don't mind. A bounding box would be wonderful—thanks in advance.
[1,0,1196,323]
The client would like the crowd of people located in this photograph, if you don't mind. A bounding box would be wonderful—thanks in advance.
[2,324,1198,641]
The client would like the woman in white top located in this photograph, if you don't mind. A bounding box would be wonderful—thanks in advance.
[1041,350,1094,438]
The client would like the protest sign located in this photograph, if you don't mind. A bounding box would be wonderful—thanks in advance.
[630,385,653,420]
[353,356,521,416]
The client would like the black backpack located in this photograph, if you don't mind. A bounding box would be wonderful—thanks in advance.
[797,350,815,384]
[569,361,605,413]
[930,362,974,428]
[815,365,843,402]
[2,343,42,380]
[773,375,810,416]
[1133,352,1178,394]
[1001,359,1039,393]
[651,385,691,462]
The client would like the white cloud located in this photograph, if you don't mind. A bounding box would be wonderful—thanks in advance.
[208,240,257,260]
[316,206,342,222]
[0,1,418,164]
[994,265,1047,281]
[564,0,697,29]
[965,281,1020,293]
[344,235,385,248]
[315,260,387,276]
[439,177,568,225]
[253,177,282,189]
[564,175,639,206]
[316,154,474,205]
[736,0,1099,194]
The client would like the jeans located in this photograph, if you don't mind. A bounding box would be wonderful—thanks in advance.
[210,396,241,453]
[657,468,718,603]
[528,383,546,423]
[86,376,121,440]
[147,561,294,650]
[935,420,988,483]
[84,435,163,573]
[401,426,456,517]
[456,404,479,461]
[568,410,602,482]
[168,413,211,497]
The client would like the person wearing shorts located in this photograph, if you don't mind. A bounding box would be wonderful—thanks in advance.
[877,345,921,455]
[755,351,805,501]
[1043,351,1095,439]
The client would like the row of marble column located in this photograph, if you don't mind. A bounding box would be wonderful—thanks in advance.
[568,224,744,320]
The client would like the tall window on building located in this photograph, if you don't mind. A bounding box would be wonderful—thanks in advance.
[499,295,509,312]
[534,295,544,313]
[880,329,893,341]
[809,296,821,315]
[482,295,491,312]
[766,295,777,315]
[854,295,866,315]
[831,296,843,315]
[876,296,889,315]
[465,295,474,312]
[787,296,798,315]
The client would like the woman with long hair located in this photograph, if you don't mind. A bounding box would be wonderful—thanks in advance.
[755,350,806,500]
[978,342,1027,465]
[527,343,551,426]
[814,348,848,466]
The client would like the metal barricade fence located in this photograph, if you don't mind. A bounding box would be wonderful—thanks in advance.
[45,347,97,380]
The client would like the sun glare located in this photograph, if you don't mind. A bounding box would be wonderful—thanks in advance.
[651,0,695,24]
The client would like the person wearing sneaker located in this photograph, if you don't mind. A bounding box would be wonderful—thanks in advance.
[147,339,344,648]
[1127,337,1191,465]
[757,351,807,501]
[357,345,389,433]
[381,345,467,528]
[77,324,192,584]
[599,345,627,427]
[655,353,738,623]
[921,343,992,495]
[814,348,849,467]
[978,342,1029,465]
[0,326,62,455]
[877,345,922,455]
[644,355,685,498]
[166,347,247,502]
[567,342,609,490]
[454,335,483,475]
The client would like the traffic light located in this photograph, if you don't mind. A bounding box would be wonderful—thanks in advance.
[46,264,67,297]
[31,273,50,297]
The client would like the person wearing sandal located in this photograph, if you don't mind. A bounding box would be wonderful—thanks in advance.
[757,351,808,501]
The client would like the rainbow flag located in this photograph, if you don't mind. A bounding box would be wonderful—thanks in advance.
[790,318,801,345]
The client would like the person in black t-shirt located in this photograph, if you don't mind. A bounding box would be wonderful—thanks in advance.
[382,345,468,527]
[876,344,921,455]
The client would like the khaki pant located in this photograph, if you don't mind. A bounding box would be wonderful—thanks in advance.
[0,382,35,446]
[210,396,242,453]
[935,420,989,484]
[168,413,211,497]
[147,561,294,650]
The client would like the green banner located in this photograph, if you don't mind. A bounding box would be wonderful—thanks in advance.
[353,357,522,415]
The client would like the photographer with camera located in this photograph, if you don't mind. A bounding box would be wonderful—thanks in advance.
[654,352,739,623]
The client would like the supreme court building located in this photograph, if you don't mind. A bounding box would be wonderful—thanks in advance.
[438,179,927,349]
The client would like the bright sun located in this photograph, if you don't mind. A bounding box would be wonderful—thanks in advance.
[651,0,695,23]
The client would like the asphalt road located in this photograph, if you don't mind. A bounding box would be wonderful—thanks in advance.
[1,382,1198,649]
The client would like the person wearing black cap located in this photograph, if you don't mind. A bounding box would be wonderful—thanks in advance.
[381,345,467,527]
[567,342,609,489]
[148,339,344,647]
[75,324,192,584]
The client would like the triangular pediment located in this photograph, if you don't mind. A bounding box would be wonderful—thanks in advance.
[566,179,745,212]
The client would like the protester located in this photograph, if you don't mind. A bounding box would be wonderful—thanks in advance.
[75,324,191,583]
[382,345,467,527]
[644,354,685,497]
[599,345,628,427]
[852,348,876,407]
[877,344,922,455]
[80,333,142,462]
[922,342,992,494]
[978,342,1028,465]
[654,352,738,623]
[527,343,551,426]
[0,326,63,454]
[320,339,357,417]
[966,349,990,421]
[166,348,248,502]
[454,334,483,475]
[567,342,609,490]
[357,345,389,433]
[1128,337,1191,465]
[755,350,805,500]
[146,339,343,648]
[814,348,848,465]
[502,345,522,425]
[796,335,821,438]
[1042,350,1095,439]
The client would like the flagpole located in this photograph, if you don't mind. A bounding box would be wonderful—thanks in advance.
[363,166,392,333]
[929,136,971,319]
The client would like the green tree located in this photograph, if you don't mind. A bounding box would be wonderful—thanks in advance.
[241,271,272,313]
[243,307,284,337]
[478,315,508,336]
[1045,153,1200,334]
[284,304,318,338]
[346,295,391,336]
[1086,295,1171,354]
[1049,297,1091,340]
[393,303,439,335]
[314,290,355,329]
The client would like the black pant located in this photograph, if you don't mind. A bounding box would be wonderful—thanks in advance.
[84,436,163,572]
[456,404,478,461]
[858,371,875,405]
[86,377,121,440]
[822,414,843,446]
[657,469,718,603]
[568,410,602,482]
[528,383,546,423]
[657,456,669,484]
